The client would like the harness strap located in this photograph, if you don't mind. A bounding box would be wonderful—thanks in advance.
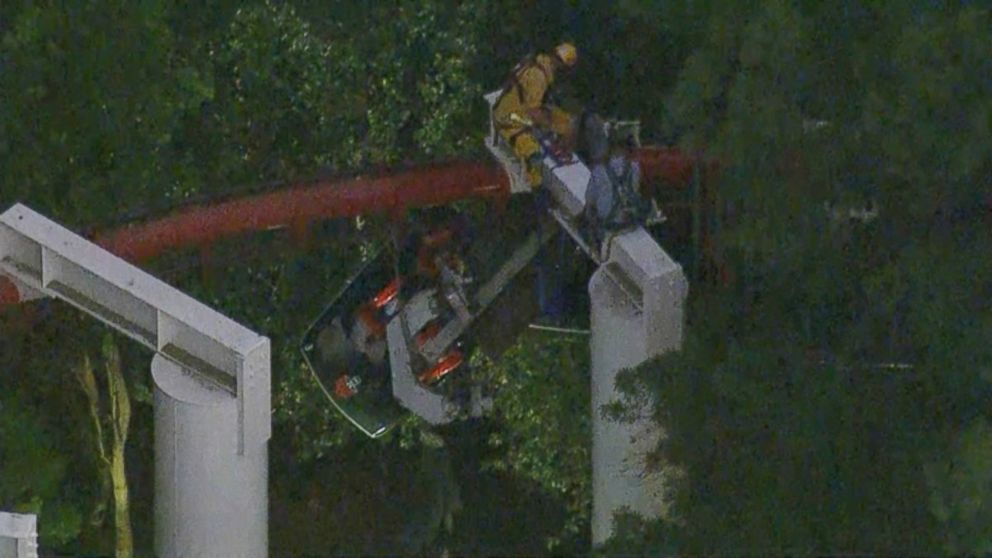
[603,159,626,221]
[515,57,551,104]
[493,55,554,152]
[500,54,551,108]
[603,158,643,228]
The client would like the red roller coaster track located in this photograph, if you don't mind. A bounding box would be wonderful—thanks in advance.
[0,148,696,305]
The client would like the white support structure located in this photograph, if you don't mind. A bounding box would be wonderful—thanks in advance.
[543,153,590,220]
[536,121,688,542]
[0,513,37,558]
[0,204,270,557]
[589,232,687,545]
[0,203,269,453]
[482,88,688,545]
[387,291,460,425]
[153,355,268,557]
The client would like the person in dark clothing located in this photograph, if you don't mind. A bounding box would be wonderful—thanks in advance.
[395,214,474,301]
[583,131,652,255]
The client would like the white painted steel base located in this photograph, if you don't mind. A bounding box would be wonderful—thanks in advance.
[589,246,686,546]
[153,355,268,558]
[0,512,36,558]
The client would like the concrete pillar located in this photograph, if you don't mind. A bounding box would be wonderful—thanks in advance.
[0,512,36,558]
[589,238,686,546]
[153,355,268,557]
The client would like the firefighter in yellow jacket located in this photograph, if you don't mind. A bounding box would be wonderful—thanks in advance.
[493,43,578,188]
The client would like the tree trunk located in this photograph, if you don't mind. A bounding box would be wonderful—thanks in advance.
[104,335,133,558]
[77,336,134,558]
[75,353,111,527]
[110,443,133,558]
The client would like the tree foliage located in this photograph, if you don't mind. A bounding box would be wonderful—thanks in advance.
[476,330,592,550]
[4,0,986,555]
[608,2,992,555]
[0,0,202,226]
[0,399,83,545]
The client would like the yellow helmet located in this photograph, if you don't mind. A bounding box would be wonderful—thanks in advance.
[554,42,577,67]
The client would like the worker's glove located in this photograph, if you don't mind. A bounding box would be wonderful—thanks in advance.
[508,113,535,128]
[527,107,553,128]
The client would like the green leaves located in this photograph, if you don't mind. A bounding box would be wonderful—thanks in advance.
[475,330,592,548]
[356,3,484,164]
[860,6,992,223]
[0,0,202,226]
[613,2,992,554]
[925,418,992,554]
[208,1,363,182]
[0,401,82,546]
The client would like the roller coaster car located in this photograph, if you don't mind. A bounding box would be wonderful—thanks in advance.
[300,253,406,438]
[301,211,546,438]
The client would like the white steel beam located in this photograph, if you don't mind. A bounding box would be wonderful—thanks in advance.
[0,512,37,558]
[0,203,271,557]
[0,203,270,455]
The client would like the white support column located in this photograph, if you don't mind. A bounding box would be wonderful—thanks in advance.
[153,355,268,557]
[0,512,37,558]
[0,204,271,556]
[589,231,687,546]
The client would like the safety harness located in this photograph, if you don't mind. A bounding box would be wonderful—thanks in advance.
[501,53,551,105]
[602,158,648,230]
[494,54,552,148]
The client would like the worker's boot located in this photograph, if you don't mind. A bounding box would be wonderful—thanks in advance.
[527,166,543,188]
[526,153,544,188]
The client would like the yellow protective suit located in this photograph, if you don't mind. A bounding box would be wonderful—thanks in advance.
[493,54,574,187]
